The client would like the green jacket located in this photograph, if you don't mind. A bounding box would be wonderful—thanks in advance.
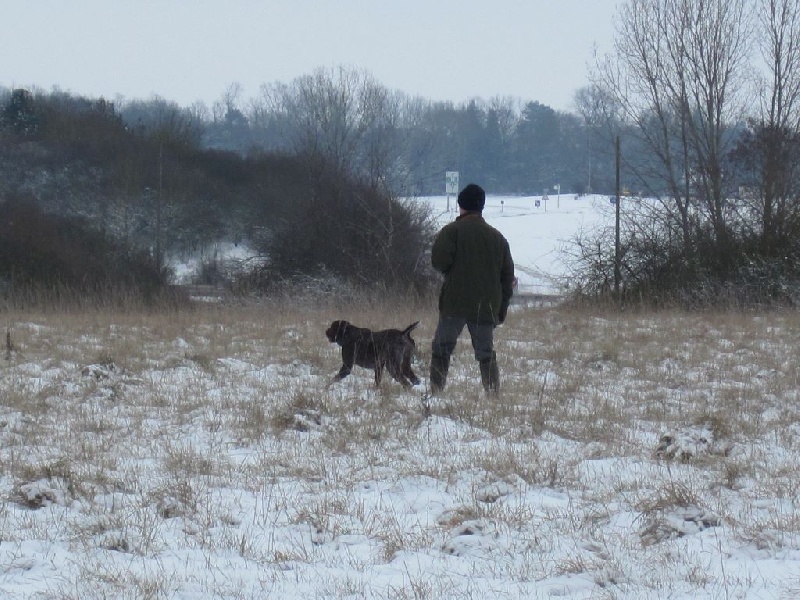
[431,213,515,324]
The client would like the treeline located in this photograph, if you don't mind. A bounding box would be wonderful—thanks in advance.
[0,86,436,305]
[131,73,614,197]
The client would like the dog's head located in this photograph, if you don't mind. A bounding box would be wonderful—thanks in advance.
[325,320,351,344]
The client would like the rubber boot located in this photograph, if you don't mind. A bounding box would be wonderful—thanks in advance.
[479,352,500,395]
[430,353,450,394]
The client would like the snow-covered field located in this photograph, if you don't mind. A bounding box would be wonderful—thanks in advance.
[2,196,800,599]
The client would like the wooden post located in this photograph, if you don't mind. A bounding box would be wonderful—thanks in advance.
[157,140,163,273]
[614,136,621,300]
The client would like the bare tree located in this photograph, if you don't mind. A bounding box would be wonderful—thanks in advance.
[758,0,800,131]
[257,66,406,188]
[749,0,800,255]
[120,95,202,147]
[212,83,244,124]
[596,0,751,263]
[250,67,432,291]
[186,100,210,124]
[574,83,624,193]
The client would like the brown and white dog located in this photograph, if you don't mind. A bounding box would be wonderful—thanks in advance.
[325,320,421,389]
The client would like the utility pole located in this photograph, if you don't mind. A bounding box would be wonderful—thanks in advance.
[156,140,163,273]
[614,136,621,300]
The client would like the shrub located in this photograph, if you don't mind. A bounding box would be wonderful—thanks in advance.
[0,195,169,303]
[253,161,438,296]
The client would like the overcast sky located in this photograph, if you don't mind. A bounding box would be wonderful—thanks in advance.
[1,1,620,113]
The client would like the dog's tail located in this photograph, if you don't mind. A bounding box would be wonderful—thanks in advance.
[402,321,420,336]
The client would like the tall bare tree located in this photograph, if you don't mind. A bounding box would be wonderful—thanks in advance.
[251,67,432,290]
[574,83,623,193]
[257,66,405,190]
[759,0,800,131]
[750,0,800,255]
[596,0,751,263]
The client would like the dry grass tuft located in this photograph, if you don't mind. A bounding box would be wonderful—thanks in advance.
[269,391,325,433]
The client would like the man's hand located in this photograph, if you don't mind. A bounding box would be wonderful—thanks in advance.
[498,305,508,324]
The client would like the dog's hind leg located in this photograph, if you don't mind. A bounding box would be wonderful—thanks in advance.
[388,367,412,389]
[401,353,420,386]
[386,354,414,389]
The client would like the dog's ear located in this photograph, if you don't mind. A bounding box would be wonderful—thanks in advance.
[326,320,341,342]
[337,321,350,337]
[327,320,350,342]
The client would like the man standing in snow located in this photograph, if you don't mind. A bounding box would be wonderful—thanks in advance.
[429,183,515,395]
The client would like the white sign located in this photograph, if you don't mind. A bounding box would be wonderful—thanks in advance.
[445,171,459,195]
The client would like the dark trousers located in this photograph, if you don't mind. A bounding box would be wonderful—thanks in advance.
[431,316,494,362]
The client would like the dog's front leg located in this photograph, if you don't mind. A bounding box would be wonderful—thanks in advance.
[326,364,351,389]
[329,347,354,387]
[333,364,351,382]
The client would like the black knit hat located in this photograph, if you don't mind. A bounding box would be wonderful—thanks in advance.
[457,183,485,211]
